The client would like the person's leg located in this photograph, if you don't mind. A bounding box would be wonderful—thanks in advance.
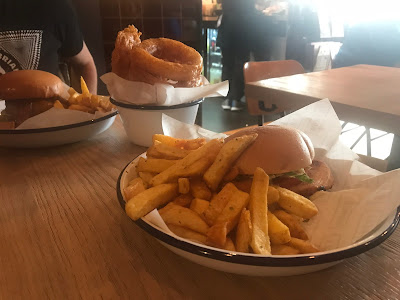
[220,45,235,110]
[229,48,249,111]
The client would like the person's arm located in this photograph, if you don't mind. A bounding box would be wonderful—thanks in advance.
[65,42,97,94]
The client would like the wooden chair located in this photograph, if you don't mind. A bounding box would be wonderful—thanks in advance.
[243,60,305,125]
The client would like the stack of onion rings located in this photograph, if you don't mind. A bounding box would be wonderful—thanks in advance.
[111,25,203,87]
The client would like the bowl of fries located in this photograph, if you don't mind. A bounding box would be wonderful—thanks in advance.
[117,134,400,276]
[110,98,203,147]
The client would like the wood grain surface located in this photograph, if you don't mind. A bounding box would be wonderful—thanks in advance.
[0,118,399,299]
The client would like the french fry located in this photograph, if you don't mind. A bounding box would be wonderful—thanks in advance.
[268,186,280,204]
[167,224,207,244]
[276,187,318,219]
[153,134,206,150]
[137,157,178,173]
[233,180,279,205]
[224,237,236,251]
[235,208,252,253]
[177,157,215,178]
[68,104,94,113]
[78,93,92,108]
[138,172,156,188]
[80,76,90,96]
[89,94,100,109]
[67,91,80,104]
[151,139,223,186]
[249,168,271,255]
[268,211,291,245]
[222,166,239,182]
[97,95,114,111]
[206,221,228,248]
[189,198,210,215]
[172,194,193,207]
[273,210,308,240]
[271,244,300,255]
[287,237,319,254]
[66,83,113,113]
[123,177,146,201]
[158,202,175,215]
[159,203,209,234]
[203,133,258,191]
[53,100,65,109]
[68,87,78,96]
[178,178,190,194]
[203,183,238,226]
[189,178,212,200]
[147,141,192,159]
[125,183,178,220]
[214,189,249,232]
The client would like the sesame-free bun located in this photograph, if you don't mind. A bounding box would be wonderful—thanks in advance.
[226,125,315,175]
[0,70,63,100]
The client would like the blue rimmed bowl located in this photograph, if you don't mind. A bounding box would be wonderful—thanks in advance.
[116,154,400,276]
[110,98,203,147]
[0,111,117,148]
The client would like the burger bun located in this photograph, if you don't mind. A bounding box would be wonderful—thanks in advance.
[225,125,315,175]
[0,70,64,100]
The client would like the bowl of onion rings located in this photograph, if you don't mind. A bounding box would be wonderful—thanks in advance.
[111,97,203,147]
[105,25,223,147]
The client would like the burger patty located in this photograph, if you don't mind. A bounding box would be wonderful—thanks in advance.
[272,160,334,198]
[2,98,57,126]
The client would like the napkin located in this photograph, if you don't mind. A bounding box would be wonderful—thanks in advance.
[142,99,400,252]
[100,72,229,106]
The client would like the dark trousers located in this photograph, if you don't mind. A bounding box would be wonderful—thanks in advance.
[219,13,271,102]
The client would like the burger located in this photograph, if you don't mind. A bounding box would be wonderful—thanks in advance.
[0,70,66,129]
[226,125,334,197]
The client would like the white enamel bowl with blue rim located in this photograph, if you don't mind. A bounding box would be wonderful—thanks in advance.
[110,98,203,147]
[117,154,400,277]
[0,111,117,148]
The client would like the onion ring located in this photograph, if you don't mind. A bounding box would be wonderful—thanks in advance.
[131,38,203,82]
[111,25,203,87]
[111,26,142,80]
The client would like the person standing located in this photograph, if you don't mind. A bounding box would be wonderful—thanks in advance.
[218,0,272,111]
[0,0,97,93]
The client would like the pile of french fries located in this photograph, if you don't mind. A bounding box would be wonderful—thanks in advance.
[53,77,115,113]
[124,134,320,255]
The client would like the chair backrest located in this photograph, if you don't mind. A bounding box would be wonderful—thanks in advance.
[244,60,305,116]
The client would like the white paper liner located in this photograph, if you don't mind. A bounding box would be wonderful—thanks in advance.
[16,107,115,129]
[100,72,229,106]
[139,99,400,252]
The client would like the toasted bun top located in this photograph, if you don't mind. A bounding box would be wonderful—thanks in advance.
[226,125,315,175]
[0,70,63,100]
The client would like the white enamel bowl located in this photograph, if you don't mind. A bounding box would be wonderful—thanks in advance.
[110,98,203,147]
[117,155,400,277]
[0,112,117,148]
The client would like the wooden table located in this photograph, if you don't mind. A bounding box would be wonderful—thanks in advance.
[245,64,400,135]
[1,118,399,299]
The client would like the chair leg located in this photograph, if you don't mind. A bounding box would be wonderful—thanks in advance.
[258,115,264,126]
[366,127,371,157]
